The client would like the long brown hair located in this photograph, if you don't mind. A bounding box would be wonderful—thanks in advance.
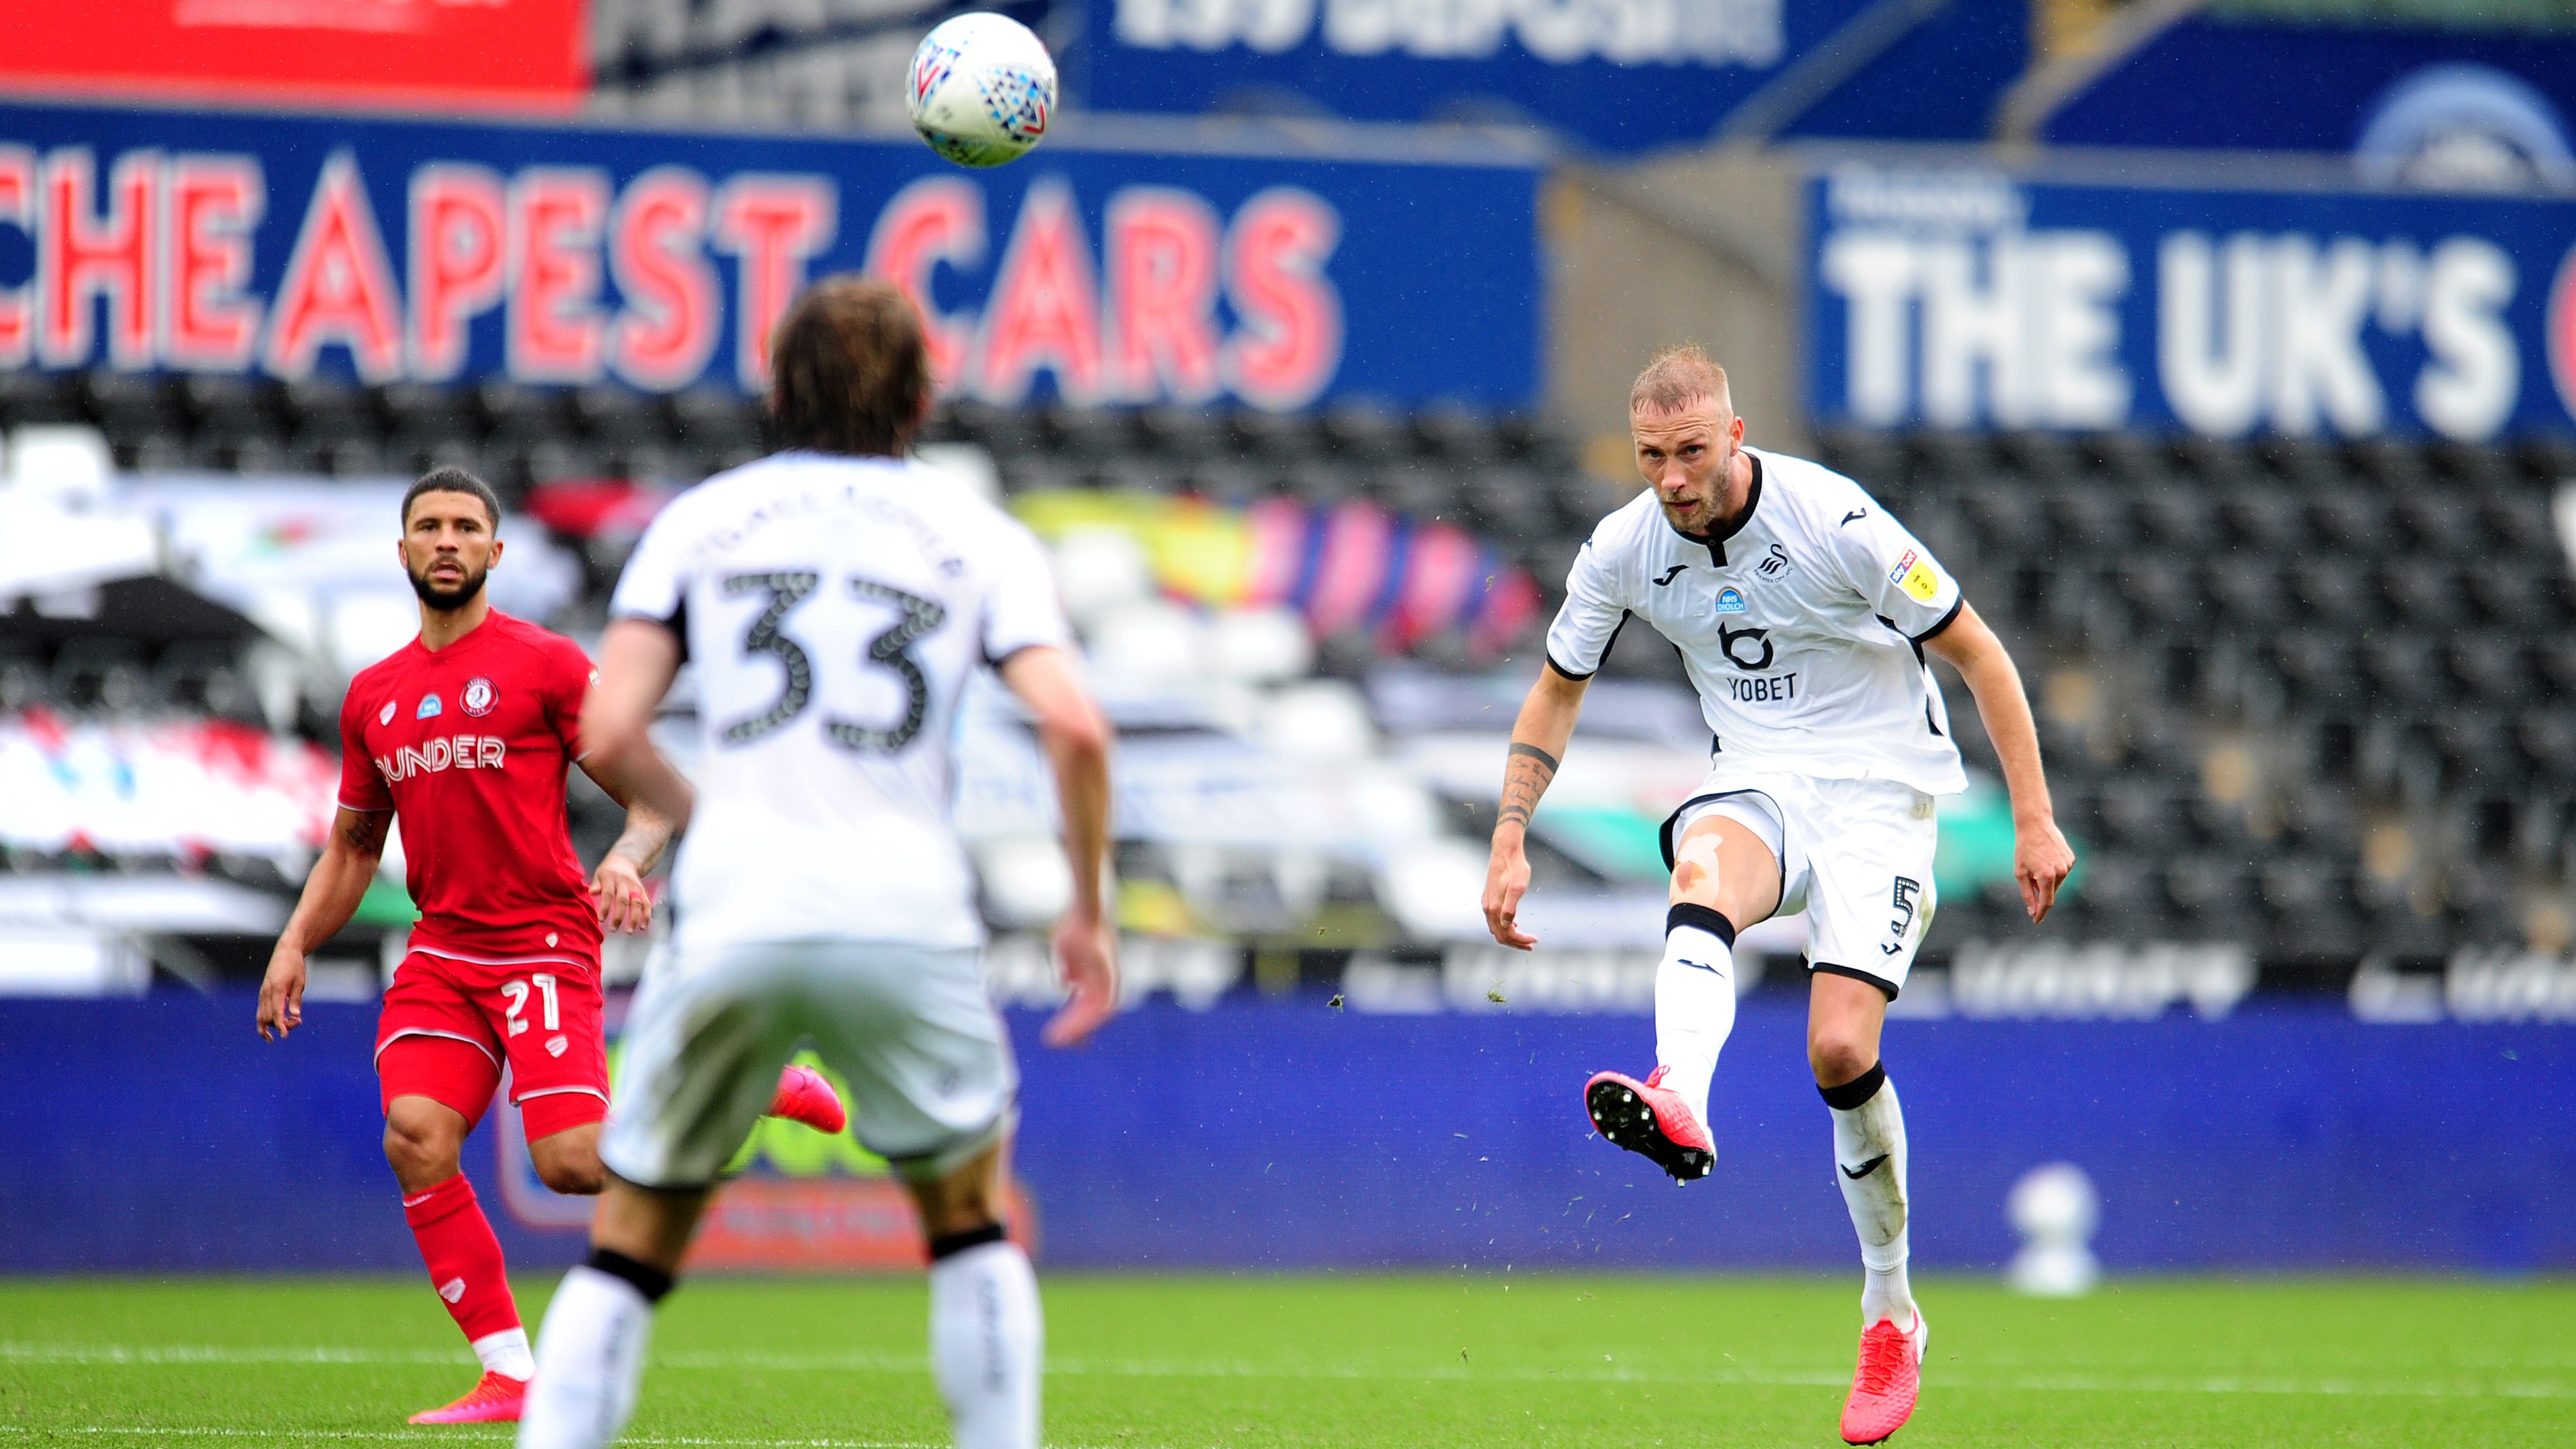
[767,274,933,458]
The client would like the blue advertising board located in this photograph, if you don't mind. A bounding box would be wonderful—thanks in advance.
[0,98,1540,410]
[2044,18,2576,161]
[1082,0,2027,153]
[1806,163,2576,440]
[2,992,2569,1274]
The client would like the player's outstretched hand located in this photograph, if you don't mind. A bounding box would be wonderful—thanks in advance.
[1482,839,1539,950]
[2017,816,2077,922]
[590,856,655,934]
[256,945,307,1041]
[1043,910,1118,1047]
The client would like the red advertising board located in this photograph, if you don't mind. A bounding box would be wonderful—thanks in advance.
[0,0,584,113]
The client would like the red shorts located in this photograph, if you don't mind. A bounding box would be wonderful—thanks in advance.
[375,948,610,1141]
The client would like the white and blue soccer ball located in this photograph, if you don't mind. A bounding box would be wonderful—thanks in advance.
[908,13,1057,169]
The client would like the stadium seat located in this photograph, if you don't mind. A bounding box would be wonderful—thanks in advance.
[2132,487,2217,550]
[1414,407,1502,467]
[2306,492,2390,552]
[154,641,255,721]
[382,383,483,473]
[2206,560,2282,629]
[180,374,285,469]
[2040,488,2127,559]
[1234,410,1323,462]
[51,638,156,713]
[0,370,81,428]
[1140,405,1229,463]
[2217,490,2306,552]
[2521,711,2576,780]
[2448,634,2532,707]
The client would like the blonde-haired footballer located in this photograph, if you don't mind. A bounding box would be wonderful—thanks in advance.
[1482,346,2075,1445]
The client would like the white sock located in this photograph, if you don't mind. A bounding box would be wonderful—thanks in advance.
[472,1326,536,1382]
[929,1240,1043,1449]
[1652,905,1738,1128]
[516,1266,656,1449]
[1824,1067,1915,1327]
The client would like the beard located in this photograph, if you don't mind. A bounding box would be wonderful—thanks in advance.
[1659,494,1723,535]
[407,559,489,611]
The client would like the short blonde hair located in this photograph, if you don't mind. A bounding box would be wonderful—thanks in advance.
[1629,344,1732,417]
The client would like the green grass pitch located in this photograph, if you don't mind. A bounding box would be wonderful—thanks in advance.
[1,1274,2567,1445]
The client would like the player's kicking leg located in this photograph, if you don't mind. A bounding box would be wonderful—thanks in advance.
[1812,973,1924,1444]
[1584,806,1781,1183]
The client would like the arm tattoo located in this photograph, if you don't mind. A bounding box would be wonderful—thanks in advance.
[1496,741,1560,836]
[606,808,673,877]
[338,811,389,854]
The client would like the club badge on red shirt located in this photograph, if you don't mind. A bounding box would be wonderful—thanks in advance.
[463,677,497,717]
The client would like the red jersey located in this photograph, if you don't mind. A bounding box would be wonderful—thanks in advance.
[336,610,604,970]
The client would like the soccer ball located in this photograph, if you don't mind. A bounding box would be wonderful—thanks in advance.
[908,13,1057,169]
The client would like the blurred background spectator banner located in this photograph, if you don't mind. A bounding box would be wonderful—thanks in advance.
[1808,164,2576,440]
[0,98,1540,409]
[1082,0,2029,152]
[0,0,585,114]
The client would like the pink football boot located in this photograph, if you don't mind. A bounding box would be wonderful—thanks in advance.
[1839,1308,1929,1445]
[1583,1066,1715,1183]
[407,1369,528,1425]
[767,1064,848,1134]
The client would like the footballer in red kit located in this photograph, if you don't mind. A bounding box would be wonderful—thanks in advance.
[338,609,613,1142]
[257,468,844,1427]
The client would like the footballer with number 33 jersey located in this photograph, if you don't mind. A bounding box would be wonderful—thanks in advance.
[256,468,846,1428]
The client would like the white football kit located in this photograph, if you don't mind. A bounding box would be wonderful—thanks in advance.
[600,450,1073,1185]
[1544,446,1966,996]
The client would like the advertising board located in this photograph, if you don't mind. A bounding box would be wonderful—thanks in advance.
[2,992,2569,1274]
[1086,0,2027,153]
[1806,163,2576,440]
[0,0,584,113]
[0,99,1540,410]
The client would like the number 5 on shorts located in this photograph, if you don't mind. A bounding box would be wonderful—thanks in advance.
[500,974,562,1037]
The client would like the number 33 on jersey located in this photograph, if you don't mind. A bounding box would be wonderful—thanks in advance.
[609,452,1074,955]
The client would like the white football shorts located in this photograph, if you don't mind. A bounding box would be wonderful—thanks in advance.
[1664,773,1941,999]
[601,939,1016,1189]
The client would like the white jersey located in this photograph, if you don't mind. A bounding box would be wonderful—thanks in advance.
[1544,446,1968,797]
[611,450,1072,953]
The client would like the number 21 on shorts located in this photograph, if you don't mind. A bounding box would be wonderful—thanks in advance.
[500,974,561,1037]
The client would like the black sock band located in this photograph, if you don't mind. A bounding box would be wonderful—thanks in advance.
[927,1223,1009,1262]
[586,1247,675,1305]
[1819,1062,1887,1111]
[1666,902,1737,948]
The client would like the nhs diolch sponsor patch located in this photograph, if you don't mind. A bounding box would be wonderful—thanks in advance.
[417,694,443,719]
[1715,586,1748,613]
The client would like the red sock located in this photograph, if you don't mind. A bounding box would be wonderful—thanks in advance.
[402,1174,523,1346]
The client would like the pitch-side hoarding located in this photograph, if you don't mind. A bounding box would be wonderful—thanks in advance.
[0,99,1541,410]
[1806,164,2576,440]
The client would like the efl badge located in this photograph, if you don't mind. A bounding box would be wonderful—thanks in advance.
[416,694,443,719]
[462,677,497,717]
[1714,586,1748,613]
[545,1034,569,1058]
[378,700,397,726]
[1888,549,1943,604]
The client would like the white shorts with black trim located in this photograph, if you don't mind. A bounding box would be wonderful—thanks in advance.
[602,938,1017,1189]
[1662,773,1941,999]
